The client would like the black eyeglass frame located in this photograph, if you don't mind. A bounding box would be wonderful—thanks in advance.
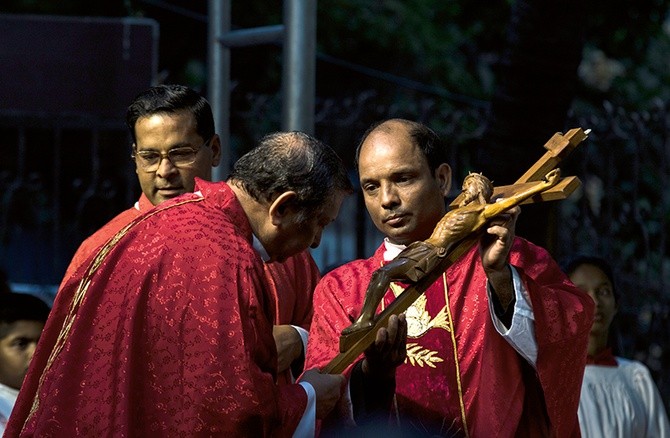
[131,139,211,172]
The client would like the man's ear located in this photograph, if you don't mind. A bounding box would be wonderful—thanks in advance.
[268,191,298,226]
[209,135,222,167]
[132,143,139,175]
[435,163,452,196]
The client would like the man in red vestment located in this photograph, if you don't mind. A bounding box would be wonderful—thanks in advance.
[305,119,595,437]
[62,84,320,385]
[5,131,354,437]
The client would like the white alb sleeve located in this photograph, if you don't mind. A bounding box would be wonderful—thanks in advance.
[293,382,316,438]
[488,265,538,367]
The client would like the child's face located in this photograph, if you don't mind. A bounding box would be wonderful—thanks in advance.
[0,320,44,390]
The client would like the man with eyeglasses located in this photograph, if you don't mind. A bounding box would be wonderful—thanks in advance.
[61,85,320,386]
[7,125,362,435]
[62,85,222,279]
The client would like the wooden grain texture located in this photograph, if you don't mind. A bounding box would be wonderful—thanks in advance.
[323,128,589,375]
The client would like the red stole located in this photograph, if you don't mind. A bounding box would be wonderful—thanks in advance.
[304,237,593,438]
[382,246,534,437]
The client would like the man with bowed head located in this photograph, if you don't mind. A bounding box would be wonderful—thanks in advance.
[64,84,321,384]
[305,119,595,436]
[6,131,352,436]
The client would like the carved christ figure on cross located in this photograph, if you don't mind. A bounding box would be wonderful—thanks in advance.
[341,167,562,336]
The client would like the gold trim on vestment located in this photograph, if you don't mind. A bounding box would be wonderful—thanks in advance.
[441,274,469,438]
[384,273,469,437]
[24,196,204,430]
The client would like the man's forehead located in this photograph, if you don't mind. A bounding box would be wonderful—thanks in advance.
[369,122,412,143]
[135,111,197,134]
[361,134,411,158]
[135,114,202,148]
[359,134,425,173]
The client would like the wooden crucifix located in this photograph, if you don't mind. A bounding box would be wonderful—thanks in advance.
[322,127,589,375]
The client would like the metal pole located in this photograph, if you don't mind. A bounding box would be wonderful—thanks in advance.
[282,0,316,133]
[208,0,230,181]
[219,25,284,47]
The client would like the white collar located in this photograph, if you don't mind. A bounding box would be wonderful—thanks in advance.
[382,238,407,262]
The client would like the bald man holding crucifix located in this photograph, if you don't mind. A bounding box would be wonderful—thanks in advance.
[304,120,595,437]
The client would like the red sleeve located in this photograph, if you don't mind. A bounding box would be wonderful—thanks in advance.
[510,238,594,437]
[287,250,321,330]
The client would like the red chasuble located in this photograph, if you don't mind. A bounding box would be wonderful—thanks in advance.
[264,252,319,331]
[264,252,320,385]
[64,187,320,387]
[6,180,307,437]
[305,238,594,437]
[61,192,153,281]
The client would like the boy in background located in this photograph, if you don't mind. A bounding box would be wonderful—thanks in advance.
[0,293,50,433]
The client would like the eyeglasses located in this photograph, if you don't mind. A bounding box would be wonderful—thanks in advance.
[132,140,208,172]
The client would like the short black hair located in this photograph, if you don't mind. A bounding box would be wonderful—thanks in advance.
[126,84,215,144]
[229,131,353,223]
[0,293,50,339]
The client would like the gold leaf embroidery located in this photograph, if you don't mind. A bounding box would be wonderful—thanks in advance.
[406,342,445,368]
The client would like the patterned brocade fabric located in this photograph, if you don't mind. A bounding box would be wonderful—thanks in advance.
[305,237,594,437]
[65,188,320,389]
[6,180,306,437]
[61,192,154,282]
[264,250,321,386]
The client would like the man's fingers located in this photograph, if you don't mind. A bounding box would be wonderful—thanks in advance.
[373,314,406,357]
[386,314,399,341]
[396,314,408,360]
[375,326,388,346]
[398,313,407,343]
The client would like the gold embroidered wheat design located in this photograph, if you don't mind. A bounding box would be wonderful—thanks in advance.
[406,342,445,368]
